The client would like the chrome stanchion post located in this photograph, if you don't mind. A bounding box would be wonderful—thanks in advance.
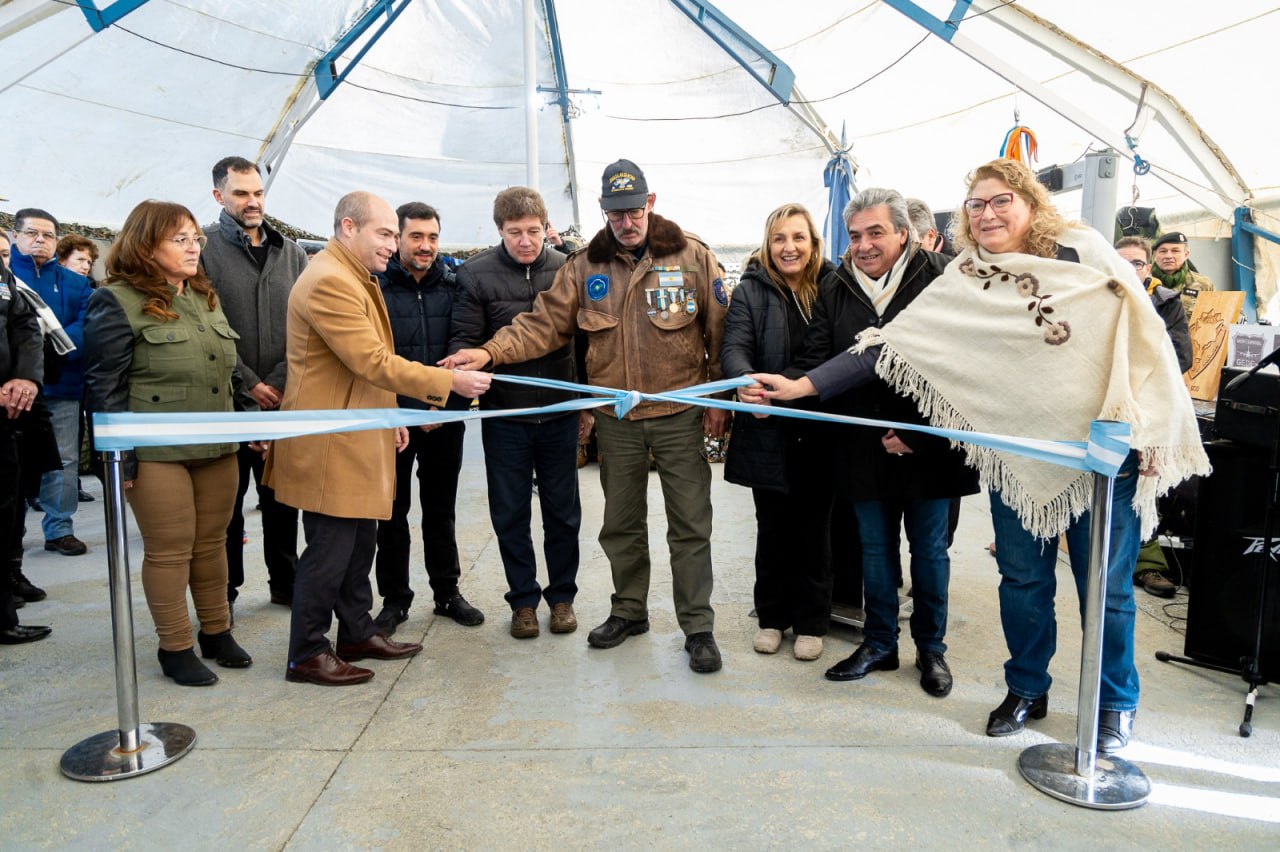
[60,449,196,781]
[1018,462,1150,809]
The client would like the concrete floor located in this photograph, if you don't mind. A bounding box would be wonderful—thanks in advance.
[1,428,1278,850]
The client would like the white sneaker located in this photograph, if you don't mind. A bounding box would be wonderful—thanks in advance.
[753,628,783,654]
[793,635,823,661]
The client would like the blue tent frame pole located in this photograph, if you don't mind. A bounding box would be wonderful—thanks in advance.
[1233,207,1280,322]
[542,0,581,228]
[667,0,796,105]
[315,0,412,100]
[75,0,151,32]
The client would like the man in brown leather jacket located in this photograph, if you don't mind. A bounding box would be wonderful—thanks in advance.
[448,160,730,673]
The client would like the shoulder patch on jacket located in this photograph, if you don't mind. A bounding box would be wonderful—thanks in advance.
[586,274,609,301]
[713,278,729,306]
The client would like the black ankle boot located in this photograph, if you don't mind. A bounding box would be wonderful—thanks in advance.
[986,691,1048,736]
[157,647,219,686]
[197,630,253,668]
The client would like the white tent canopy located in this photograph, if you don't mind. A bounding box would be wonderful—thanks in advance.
[2,0,1275,257]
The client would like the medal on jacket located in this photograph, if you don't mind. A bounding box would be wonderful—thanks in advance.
[656,269,684,320]
[645,289,658,317]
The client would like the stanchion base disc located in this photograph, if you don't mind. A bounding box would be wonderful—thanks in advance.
[60,722,196,782]
[1018,743,1149,810]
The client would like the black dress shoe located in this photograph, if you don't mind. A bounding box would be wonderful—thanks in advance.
[12,569,47,602]
[78,487,95,503]
[157,647,218,686]
[824,643,899,682]
[197,629,253,668]
[916,650,953,697]
[269,591,293,607]
[434,594,485,626]
[587,615,650,649]
[0,624,52,644]
[986,691,1048,736]
[685,632,722,673]
[1098,709,1135,753]
[374,606,408,636]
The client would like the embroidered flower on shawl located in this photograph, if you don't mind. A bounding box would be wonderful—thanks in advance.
[1043,320,1071,345]
[963,257,1070,345]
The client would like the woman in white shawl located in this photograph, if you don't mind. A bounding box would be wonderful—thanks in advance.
[748,158,1208,753]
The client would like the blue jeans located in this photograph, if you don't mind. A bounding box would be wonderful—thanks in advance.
[38,397,80,541]
[988,452,1142,711]
[854,498,951,654]
[481,415,581,611]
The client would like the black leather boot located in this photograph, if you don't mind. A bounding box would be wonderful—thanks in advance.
[197,630,253,668]
[986,691,1048,736]
[157,647,219,686]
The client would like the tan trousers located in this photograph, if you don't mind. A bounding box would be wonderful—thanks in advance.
[127,454,238,651]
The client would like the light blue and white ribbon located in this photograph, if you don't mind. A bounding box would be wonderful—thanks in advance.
[92,374,1132,477]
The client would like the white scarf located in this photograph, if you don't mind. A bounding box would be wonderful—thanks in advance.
[14,281,75,355]
[849,240,914,316]
[856,225,1209,539]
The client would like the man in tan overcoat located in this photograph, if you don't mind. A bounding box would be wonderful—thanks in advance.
[265,192,490,686]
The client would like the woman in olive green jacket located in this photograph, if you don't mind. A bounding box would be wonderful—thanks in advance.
[83,200,251,686]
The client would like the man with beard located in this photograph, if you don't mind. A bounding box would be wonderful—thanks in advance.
[371,202,483,635]
[201,157,306,615]
[447,160,729,673]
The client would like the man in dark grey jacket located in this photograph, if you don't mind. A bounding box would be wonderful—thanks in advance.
[201,156,306,613]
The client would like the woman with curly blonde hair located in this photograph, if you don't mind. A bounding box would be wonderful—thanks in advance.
[748,158,1208,751]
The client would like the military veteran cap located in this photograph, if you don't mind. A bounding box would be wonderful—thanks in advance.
[1152,231,1188,250]
[600,159,649,210]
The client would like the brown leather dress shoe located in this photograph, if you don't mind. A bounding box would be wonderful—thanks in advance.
[286,650,374,685]
[335,631,422,661]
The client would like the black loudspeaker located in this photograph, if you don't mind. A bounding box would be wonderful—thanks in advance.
[1185,441,1280,682]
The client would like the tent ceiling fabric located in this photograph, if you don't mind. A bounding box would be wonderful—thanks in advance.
[0,0,1275,250]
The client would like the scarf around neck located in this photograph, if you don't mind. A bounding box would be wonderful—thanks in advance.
[1151,262,1191,290]
[855,225,1209,539]
[849,240,914,316]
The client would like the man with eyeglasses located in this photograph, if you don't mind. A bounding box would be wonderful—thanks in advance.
[8,208,91,558]
[1116,237,1191,373]
[446,159,730,673]
[1116,236,1192,601]
[200,156,306,617]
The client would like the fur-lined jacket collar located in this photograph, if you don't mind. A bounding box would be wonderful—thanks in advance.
[586,213,687,264]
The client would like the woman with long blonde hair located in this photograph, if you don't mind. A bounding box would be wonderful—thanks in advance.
[722,203,837,661]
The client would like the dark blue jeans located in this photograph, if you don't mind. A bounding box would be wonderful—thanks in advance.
[481,415,581,611]
[854,497,951,654]
[989,452,1142,711]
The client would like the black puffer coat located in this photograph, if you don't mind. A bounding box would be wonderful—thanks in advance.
[378,254,469,412]
[449,244,575,421]
[791,249,978,501]
[721,259,837,491]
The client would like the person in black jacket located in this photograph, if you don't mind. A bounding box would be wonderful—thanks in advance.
[785,188,978,696]
[372,202,484,634]
[721,203,837,661]
[1,258,52,643]
[449,188,583,640]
